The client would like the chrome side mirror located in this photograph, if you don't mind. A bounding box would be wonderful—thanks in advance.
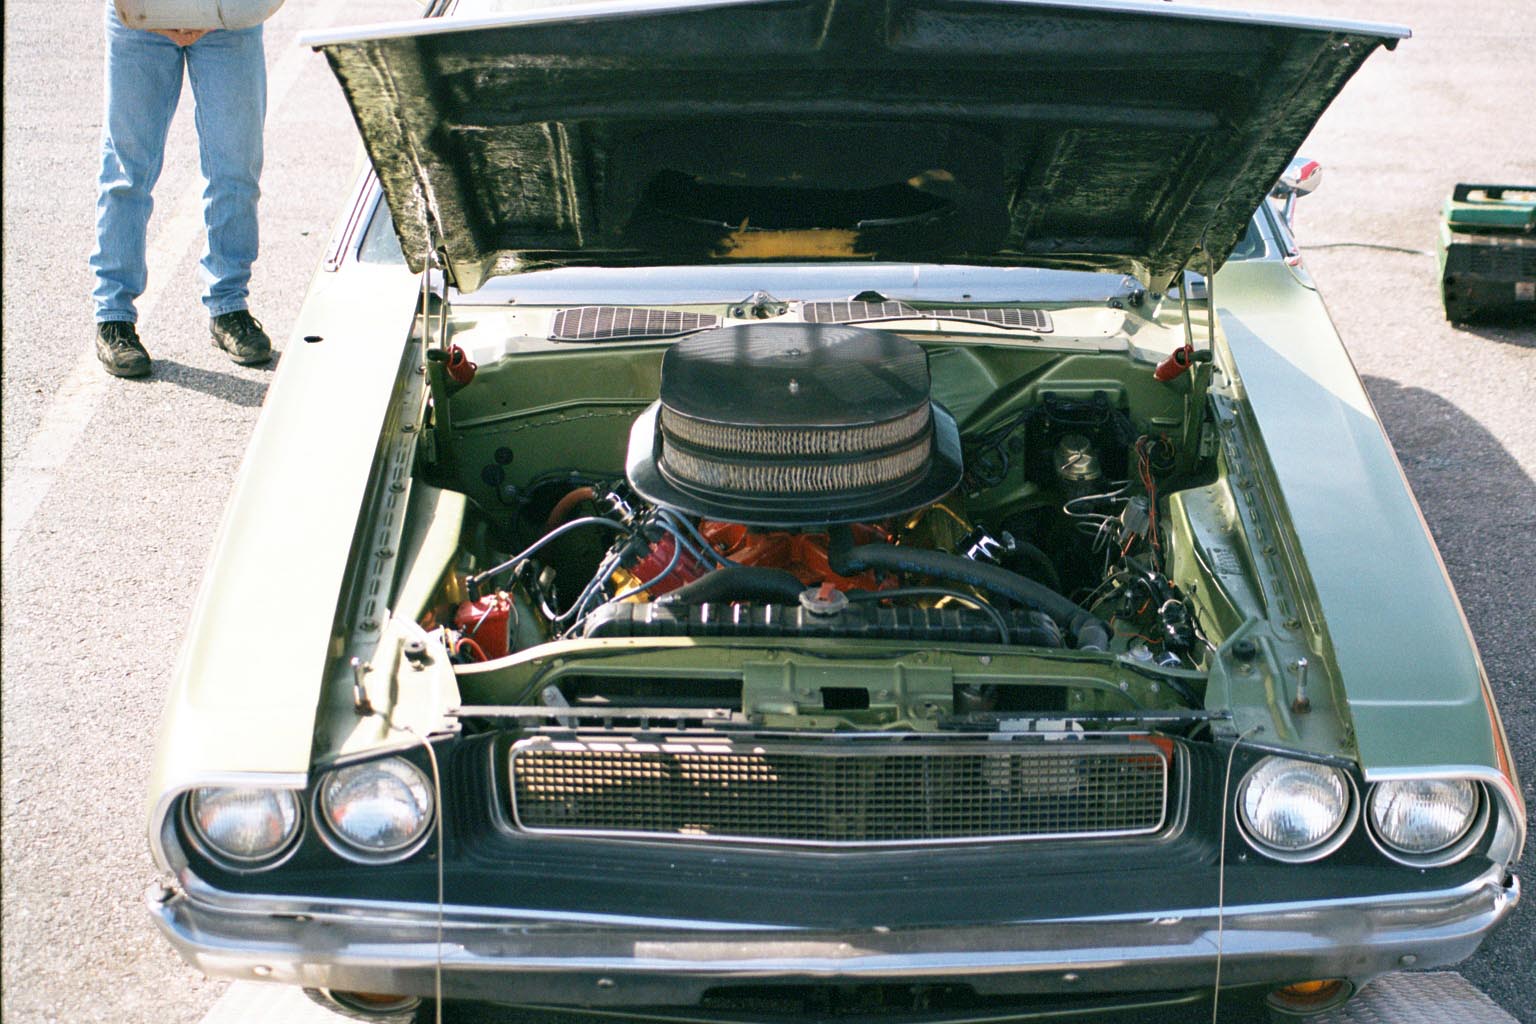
[1271,157,1322,226]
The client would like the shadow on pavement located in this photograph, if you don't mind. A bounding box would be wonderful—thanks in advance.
[149,355,280,408]
[1446,321,1536,350]
[1362,374,1534,1023]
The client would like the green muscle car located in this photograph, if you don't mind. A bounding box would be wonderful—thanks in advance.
[145,1,1523,1021]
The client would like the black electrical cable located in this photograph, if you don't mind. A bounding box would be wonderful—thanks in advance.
[565,524,688,639]
[467,516,633,598]
[1303,241,1431,256]
[658,508,740,569]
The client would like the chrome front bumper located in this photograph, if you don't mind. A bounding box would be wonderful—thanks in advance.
[148,865,1518,1008]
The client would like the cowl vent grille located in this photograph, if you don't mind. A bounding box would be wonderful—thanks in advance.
[802,301,1053,333]
[551,306,719,342]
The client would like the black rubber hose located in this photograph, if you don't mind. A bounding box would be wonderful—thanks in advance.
[1005,538,1062,593]
[828,530,1109,651]
[845,586,1012,645]
[656,567,807,607]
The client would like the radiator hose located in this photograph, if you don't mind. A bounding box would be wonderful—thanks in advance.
[827,528,1110,651]
[656,566,806,607]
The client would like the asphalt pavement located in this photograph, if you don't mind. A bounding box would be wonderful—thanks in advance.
[2,1,1532,1023]
[1,2,418,1022]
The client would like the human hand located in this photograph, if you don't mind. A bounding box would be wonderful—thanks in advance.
[150,28,211,46]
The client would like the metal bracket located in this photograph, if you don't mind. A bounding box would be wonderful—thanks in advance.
[727,290,789,319]
[1202,236,1217,354]
[350,656,375,717]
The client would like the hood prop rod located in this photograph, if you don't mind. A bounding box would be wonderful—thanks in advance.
[1155,242,1216,383]
[416,212,453,359]
[419,215,477,392]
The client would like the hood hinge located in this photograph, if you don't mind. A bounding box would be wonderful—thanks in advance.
[417,213,452,356]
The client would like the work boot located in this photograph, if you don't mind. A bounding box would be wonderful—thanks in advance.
[210,310,272,365]
[95,321,151,378]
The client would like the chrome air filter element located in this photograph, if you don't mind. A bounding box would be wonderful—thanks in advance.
[626,323,961,526]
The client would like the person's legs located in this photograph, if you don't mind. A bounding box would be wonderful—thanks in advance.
[185,24,265,320]
[90,2,187,326]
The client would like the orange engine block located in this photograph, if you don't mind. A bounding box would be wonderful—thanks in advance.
[698,521,894,591]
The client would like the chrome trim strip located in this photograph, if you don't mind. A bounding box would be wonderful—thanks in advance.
[300,0,1409,51]
[323,169,379,273]
[160,848,1516,931]
[1361,765,1525,865]
[149,866,1513,1005]
[457,265,1146,309]
[172,867,801,931]
[507,736,1172,847]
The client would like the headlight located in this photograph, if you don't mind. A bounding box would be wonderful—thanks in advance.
[1368,779,1481,864]
[1237,756,1354,861]
[319,757,434,860]
[186,787,301,867]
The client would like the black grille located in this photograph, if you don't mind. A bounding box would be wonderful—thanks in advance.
[1446,239,1536,278]
[511,739,1168,845]
[802,301,1053,333]
[551,306,719,342]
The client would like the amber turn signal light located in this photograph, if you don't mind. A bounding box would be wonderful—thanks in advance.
[1267,978,1350,1013]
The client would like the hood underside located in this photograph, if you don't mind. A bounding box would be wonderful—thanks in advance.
[311,0,1405,291]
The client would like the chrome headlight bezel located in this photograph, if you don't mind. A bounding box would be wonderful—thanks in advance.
[1366,778,1488,869]
[1235,755,1358,863]
[315,756,436,864]
[181,786,304,872]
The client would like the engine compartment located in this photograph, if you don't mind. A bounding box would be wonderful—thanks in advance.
[407,314,1220,724]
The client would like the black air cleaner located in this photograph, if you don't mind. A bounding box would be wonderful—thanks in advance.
[626,323,961,526]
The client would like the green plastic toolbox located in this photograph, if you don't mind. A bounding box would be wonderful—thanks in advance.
[1438,183,1536,323]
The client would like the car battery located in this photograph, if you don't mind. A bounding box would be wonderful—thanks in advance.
[1438,183,1535,323]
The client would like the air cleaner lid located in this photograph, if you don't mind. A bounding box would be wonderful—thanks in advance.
[659,323,929,429]
[627,323,962,527]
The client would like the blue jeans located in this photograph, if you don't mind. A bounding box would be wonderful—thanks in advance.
[91,3,266,323]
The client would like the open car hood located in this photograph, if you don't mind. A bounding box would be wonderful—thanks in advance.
[310,0,1406,291]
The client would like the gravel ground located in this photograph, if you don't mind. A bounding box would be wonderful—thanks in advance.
[1,3,416,1023]
[2,1,1532,1023]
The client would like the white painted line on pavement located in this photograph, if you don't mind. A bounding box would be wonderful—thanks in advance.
[1,4,343,562]
[1,177,205,560]
[200,982,353,1024]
